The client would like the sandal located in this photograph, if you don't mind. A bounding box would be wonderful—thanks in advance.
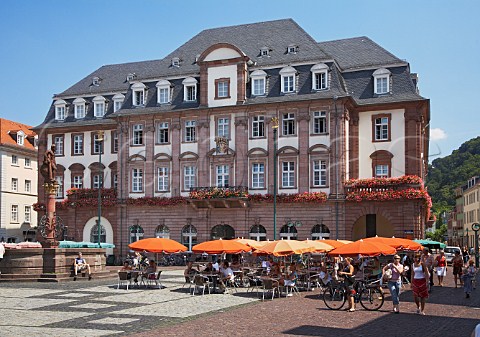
[347,308,355,312]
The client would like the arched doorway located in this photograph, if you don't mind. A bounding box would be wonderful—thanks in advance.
[83,216,114,255]
[352,214,394,240]
[211,224,235,240]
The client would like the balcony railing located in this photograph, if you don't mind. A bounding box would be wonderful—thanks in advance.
[189,186,248,199]
[344,182,422,195]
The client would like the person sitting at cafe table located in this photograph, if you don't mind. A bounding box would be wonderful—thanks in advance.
[142,260,157,281]
[279,263,298,296]
[73,252,92,281]
[230,258,241,271]
[219,261,235,293]
[184,261,199,277]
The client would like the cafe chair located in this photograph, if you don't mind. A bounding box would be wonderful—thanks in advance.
[117,271,130,290]
[193,274,211,296]
[262,279,280,301]
[183,274,195,292]
[146,271,163,289]
[285,282,300,297]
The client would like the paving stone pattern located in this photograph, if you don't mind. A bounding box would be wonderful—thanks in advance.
[1,269,479,337]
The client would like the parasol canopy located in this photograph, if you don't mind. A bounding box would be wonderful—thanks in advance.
[328,239,397,257]
[233,238,267,249]
[318,239,349,249]
[255,239,315,256]
[363,236,423,251]
[302,239,335,253]
[128,238,187,254]
[414,239,446,249]
[192,239,252,254]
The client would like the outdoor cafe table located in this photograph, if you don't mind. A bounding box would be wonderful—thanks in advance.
[202,273,220,293]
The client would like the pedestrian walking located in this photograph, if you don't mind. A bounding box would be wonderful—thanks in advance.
[435,249,447,286]
[383,254,404,313]
[411,252,429,315]
[463,246,470,264]
[421,248,434,291]
[462,260,477,298]
[452,251,464,288]
[338,257,356,312]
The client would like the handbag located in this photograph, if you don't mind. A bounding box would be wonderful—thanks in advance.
[383,268,392,282]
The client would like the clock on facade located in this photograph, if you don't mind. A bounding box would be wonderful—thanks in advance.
[472,223,480,232]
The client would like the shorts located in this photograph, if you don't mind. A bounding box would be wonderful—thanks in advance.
[453,266,463,275]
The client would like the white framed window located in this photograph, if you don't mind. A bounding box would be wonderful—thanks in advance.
[313,160,327,187]
[157,167,169,191]
[11,155,18,165]
[217,118,229,138]
[375,165,389,178]
[92,76,100,86]
[280,66,296,93]
[112,131,118,153]
[375,117,389,141]
[73,175,83,189]
[24,206,31,223]
[92,174,102,189]
[282,161,295,188]
[250,70,267,96]
[11,205,18,223]
[73,98,86,119]
[185,120,196,142]
[282,112,295,136]
[132,82,146,106]
[216,165,229,187]
[92,133,103,154]
[24,157,31,167]
[156,80,171,104]
[11,178,18,191]
[93,96,106,117]
[182,77,197,102]
[157,122,169,144]
[252,163,265,189]
[54,135,64,155]
[287,44,297,54]
[216,79,229,98]
[312,111,327,134]
[113,174,118,189]
[17,133,24,145]
[184,166,196,190]
[373,68,391,94]
[311,63,328,90]
[252,115,265,138]
[171,57,180,67]
[55,176,63,198]
[112,93,125,112]
[73,134,83,155]
[132,168,143,192]
[54,100,66,121]
[25,180,31,193]
[260,47,270,57]
[132,124,144,145]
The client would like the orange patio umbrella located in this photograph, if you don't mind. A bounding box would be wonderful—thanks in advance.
[234,238,267,250]
[363,236,423,251]
[128,238,187,254]
[318,239,349,249]
[192,239,252,254]
[255,239,315,256]
[302,239,335,253]
[328,239,397,257]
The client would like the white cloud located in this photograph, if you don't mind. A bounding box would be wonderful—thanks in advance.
[430,128,447,141]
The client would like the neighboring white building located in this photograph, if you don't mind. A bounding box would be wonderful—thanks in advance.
[0,118,38,242]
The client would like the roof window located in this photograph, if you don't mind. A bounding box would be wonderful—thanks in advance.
[260,47,271,57]
[287,45,298,54]
[126,73,136,82]
[92,77,101,86]
[172,57,181,67]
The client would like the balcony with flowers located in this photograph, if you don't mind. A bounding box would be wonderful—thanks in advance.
[188,186,249,209]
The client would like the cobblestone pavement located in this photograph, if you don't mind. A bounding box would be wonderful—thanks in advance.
[1,270,479,337]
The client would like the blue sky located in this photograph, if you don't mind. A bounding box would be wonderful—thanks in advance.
[0,0,478,159]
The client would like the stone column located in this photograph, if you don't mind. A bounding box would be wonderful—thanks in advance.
[234,114,248,187]
[197,118,210,187]
[144,120,155,197]
[171,118,181,196]
[297,111,310,193]
[41,182,60,248]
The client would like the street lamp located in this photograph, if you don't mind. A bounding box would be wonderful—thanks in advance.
[97,131,104,248]
[333,96,339,240]
[472,223,479,268]
[271,117,279,240]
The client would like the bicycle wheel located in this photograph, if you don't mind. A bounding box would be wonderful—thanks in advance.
[323,286,347,310]
[359,287,384,311]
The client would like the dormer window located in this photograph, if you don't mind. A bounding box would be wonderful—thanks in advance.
[131,82,146,106]
[126,73,136,82]
[171,57,180,67]
[16,131,25,146]
[92,77,100,86]
[182,77,198,102]
[287,45,298,54]
[311,63,329,91]
[112,93,125,112]
[156,80,172,104]
[54,99,67,121]
[279,66,297,93]
[73,98,86,119]
[92,96,106,117]
[250,70,267,96]
[260,47,271,57]
[373,68,391,94]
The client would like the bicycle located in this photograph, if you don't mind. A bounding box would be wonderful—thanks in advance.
[323,278,384,311]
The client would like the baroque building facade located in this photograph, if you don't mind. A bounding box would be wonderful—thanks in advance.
[34,19,430,257]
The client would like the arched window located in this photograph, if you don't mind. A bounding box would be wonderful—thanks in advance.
[155,224,170,239]
[249,224,267,241]
[280,224,298,240]
[90,223,106,244]
[182,224,197,251]
[311,224,330,240]
[211,224,235,240]
[129,225,144,244]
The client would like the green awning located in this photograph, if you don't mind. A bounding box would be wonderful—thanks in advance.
[58,241,115,248]
[413,239,446,249]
